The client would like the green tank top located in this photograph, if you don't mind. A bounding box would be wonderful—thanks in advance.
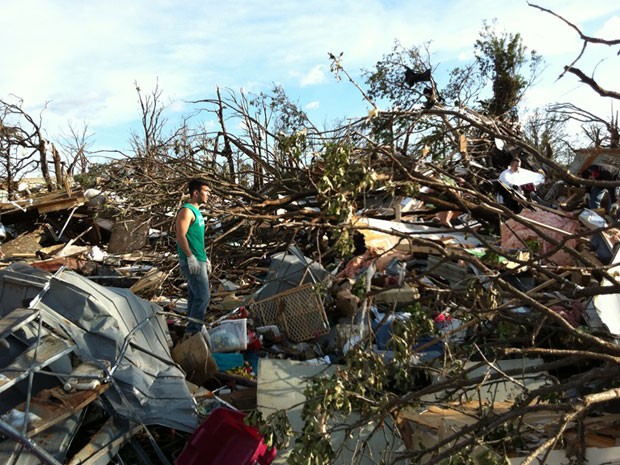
[177,203,207,262]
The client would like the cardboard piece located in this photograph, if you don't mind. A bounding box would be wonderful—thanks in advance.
[107,217,151,254]
[171,332,218,385]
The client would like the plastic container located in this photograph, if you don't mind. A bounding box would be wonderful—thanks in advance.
[208,319,248,352]
[211,352,245,372]
[579,208,608,230]
[174,407,276,465]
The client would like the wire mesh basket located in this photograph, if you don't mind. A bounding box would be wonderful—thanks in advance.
[249,283,330,342]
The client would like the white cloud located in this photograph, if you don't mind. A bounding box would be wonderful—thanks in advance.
[305,101,320,111]
[598,16,620,40]
[299,65,328,87]
[0,0,618,153]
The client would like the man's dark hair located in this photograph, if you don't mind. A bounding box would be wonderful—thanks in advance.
[582,166,598,179]
[511,157,521,164]
[187,178,209,195]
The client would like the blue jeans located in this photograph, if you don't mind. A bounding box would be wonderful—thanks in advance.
[589,187,616,212]
[179,258,211,334]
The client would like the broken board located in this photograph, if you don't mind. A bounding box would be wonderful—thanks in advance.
[16,383,110,437]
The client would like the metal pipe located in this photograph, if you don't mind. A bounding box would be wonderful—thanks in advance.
[0,419,63,465]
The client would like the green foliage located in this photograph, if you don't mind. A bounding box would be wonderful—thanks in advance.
[288,346,394,465]
[245,409,291,450]
[317,142,376,257]
[248,85,317,170]
[363,39,430,110]
[524,239,541,254]
[289,432,335,465]
[351,274,368,299]
[481,249,505,267]
[333,229,356,258]
[443,64,484,108]
[251,84,310,135]
[284,303,448,463]
[392,303,437,343]
[387,305,437,392]
[276,129,308,162]
[474,21,542,121]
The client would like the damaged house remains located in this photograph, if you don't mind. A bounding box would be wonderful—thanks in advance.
[1,4,620,465]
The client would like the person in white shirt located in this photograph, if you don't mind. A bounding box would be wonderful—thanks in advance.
[497,158,524,210]
[497,157,545,211]
[499,158,522,188]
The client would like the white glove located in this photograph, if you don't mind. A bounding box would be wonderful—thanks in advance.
[187,255,201,275]
[206,257,212,274]
[583,193,590,205]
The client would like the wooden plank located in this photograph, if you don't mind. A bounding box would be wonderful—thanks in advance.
[0,308,39,341]
[37,195,85,214]
[67,418,143,465]
[0,334,75,394]
[129,269,165,296]
[17,383,110,436]
[0,190,85,214]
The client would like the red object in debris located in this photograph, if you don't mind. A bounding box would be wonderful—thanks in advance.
[520,182,536,192]
[246,329,262,352]
[175,407,277,465]
[232,306,250,319]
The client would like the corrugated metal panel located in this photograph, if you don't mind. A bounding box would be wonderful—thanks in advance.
[32,268,199,433]
[0,412,84,465]
[0,264,48,317]
[0,262,198,465]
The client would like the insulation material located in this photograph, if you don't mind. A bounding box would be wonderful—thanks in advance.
[501,210,581,266]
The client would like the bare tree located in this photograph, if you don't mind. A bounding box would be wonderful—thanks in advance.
[59,122,93,176]
[528,2,620,101]
[0,96,55,197]
[129,80,168,176]
[527,3,620,149]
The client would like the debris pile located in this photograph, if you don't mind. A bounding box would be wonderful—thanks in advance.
[1,136,620,464]
[2,15,620,458]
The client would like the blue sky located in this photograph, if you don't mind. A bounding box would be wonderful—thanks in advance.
[1,0,618,156]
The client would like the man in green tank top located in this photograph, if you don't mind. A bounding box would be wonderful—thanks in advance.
[175,178,212,335]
